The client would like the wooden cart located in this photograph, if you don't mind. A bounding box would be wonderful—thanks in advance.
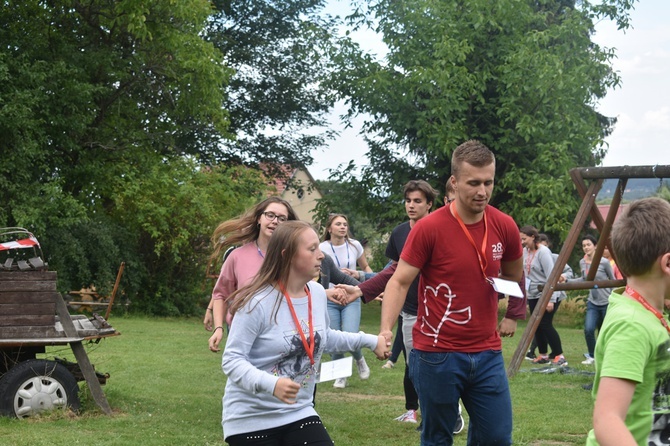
[0,229,119,418]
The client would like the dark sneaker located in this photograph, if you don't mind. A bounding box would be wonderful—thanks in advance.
[525,351,536,361]
[532,355,550,364]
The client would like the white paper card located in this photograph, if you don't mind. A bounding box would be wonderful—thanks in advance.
[491,277,524,298]
[317,356,353,383]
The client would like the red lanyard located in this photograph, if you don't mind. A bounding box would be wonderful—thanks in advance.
[625,285,670,336]
[279,282,315,365]
[452,203,491,284]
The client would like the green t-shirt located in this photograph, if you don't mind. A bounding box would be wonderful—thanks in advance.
[586,289,670,446]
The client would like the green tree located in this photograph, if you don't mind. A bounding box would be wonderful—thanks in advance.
[0,0,248,314]
[0,0,232,226]
[205,0,341,169]
[330,0,636,240]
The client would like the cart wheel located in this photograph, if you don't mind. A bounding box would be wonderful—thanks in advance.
[0,359,80,418]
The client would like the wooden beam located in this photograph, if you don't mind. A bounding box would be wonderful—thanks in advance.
[508,179,600,377]
[54,294,113,415]
[572,165,670,179]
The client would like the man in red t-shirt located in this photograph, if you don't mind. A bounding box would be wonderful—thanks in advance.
[380,140,524,446]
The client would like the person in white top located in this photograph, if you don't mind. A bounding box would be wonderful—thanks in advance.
[319,214,372,388]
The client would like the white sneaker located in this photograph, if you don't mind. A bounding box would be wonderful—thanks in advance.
[333,378,347,388]
[394,409,417,423]
[356,357,370,380]
[581,356,595,365]
[454,403,465,434]
[382,360,395,369]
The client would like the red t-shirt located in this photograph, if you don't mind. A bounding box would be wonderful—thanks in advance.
[401,205,523,352]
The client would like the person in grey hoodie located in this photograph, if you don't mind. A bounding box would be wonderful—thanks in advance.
[561,234,615,365]
[520,225,567,366]
[221,221,387,445]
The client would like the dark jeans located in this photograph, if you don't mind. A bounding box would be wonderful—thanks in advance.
[585,301,608,357]
[528,299,563,357]
[389,314,405,363]
[225,416,332,446]
[410,349,512,446]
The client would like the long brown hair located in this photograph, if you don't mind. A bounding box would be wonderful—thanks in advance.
[321,213,350,242]
[208,197,297,268]
[229,221,315,320]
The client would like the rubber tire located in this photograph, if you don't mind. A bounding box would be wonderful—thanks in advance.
[0,359,80,418]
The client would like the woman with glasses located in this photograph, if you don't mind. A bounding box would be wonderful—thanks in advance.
[207,197,297,352]
[319,214,373,388]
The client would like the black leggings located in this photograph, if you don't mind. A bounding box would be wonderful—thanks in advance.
[225,416,333,446]
[528,299,563,357]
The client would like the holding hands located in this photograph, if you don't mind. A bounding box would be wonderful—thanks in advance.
[334,284,363,304]
[373,334,391,360]
[326,288,348,306]
[379,329,394,359]
[341,267,359,278]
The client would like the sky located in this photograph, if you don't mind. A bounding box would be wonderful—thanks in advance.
[309,0,670,180]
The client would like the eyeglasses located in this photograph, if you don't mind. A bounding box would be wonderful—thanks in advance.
[262,211,288,223]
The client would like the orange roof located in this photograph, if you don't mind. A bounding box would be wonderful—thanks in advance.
[590,204,627,228]
[258,163,298,195]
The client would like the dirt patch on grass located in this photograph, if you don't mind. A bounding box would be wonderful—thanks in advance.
[319,391,405,402]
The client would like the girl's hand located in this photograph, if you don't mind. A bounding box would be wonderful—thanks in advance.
[273,378,300,404]
[208,329,223,352]
[203,310,213,331]
[341,267,358,278]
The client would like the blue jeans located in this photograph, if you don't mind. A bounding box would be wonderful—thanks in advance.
[327,299,362,361]
[585,301,608,357]
[409,349,512,446]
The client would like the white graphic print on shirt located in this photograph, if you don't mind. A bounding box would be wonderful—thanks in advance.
[420,283,472,346]
[272,321,321,387]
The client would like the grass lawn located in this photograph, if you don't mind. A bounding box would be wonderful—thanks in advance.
[0,301,595,445]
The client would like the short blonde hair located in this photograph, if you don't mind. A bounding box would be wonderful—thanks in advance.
[451,140,495,178]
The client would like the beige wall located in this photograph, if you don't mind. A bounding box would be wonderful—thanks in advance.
[281,169,322,224]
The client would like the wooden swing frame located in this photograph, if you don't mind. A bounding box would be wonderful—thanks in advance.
[508,164,670,377]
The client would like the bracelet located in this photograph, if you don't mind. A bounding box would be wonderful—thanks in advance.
[207,307,213,311]
[213,326,223,332]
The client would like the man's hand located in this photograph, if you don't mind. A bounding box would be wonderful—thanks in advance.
[273,378,300,404]
[498,317,517,338]
[546,302,555,313]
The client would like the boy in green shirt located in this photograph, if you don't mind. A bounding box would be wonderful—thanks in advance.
[586,197,670,445]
